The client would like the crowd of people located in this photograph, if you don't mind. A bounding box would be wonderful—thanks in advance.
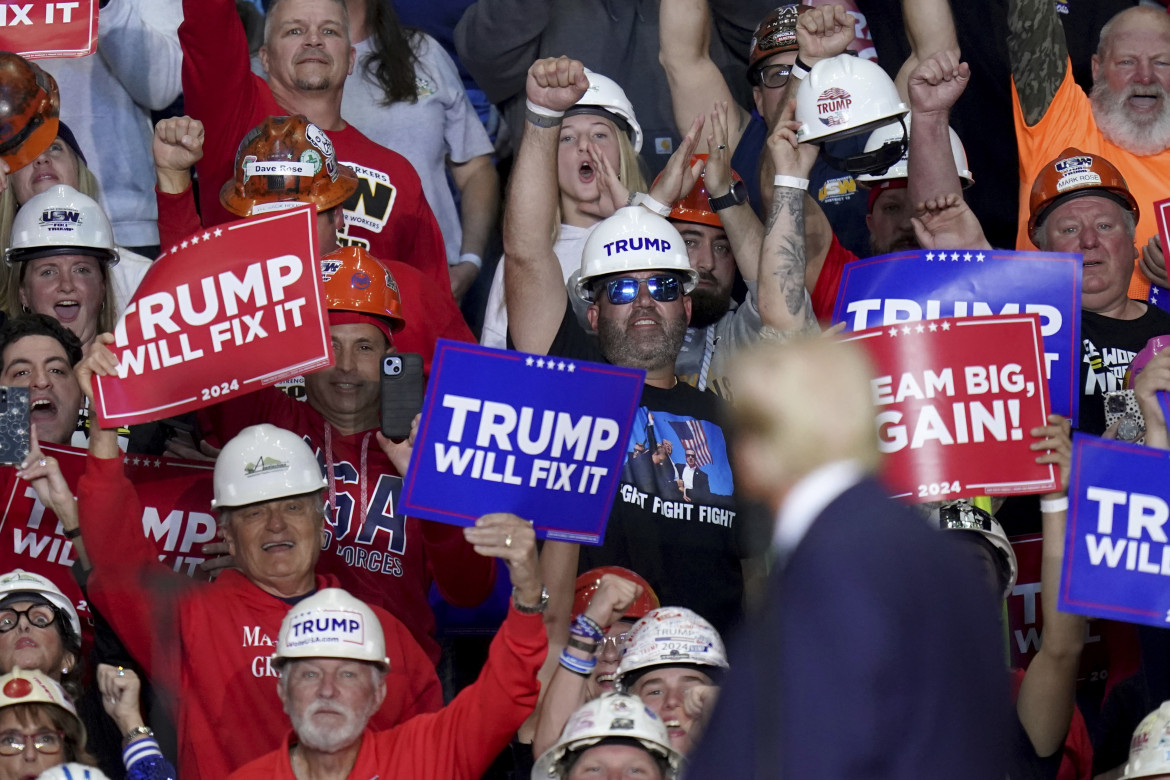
[0,0,1166,777]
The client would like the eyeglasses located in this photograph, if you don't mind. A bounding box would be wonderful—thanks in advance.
[600,632,630,652]
[0,730,64,756]
[754,63,792,89]
[0,605,57,633]
[604,275,681,305]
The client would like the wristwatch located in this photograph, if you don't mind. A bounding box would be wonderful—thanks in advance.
[124,726,154,745]
[708,180,748,211]
[512,585,550,614]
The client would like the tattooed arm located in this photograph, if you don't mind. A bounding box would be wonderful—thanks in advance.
[1008,0,1070,125]
[758,106,820,336]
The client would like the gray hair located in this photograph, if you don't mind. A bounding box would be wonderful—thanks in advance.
[263,0,351,48]
[1030,200,1136,250]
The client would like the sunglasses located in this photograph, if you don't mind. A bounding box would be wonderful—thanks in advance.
[604,274,682,305]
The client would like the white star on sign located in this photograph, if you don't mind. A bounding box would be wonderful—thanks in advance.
[181,240,189,249]
[547,360,557,370]
[536,358,545,368]
[190,235,200,245]
[928,322,938,332]
[889,327,899,337]
[951,252,960,261]
[170,245,179,254]
[976,252,985,262]
[525,356,534,366]
[557,361,566,371]
[925,252,934,261]
[202,232,211,241]
[901,325,911,335]
[963,252,972,262]
[213,228,223,237]
[567,363,576,372]
[915,324,925,333]
[941,321,951,331]
[154,459,162,467]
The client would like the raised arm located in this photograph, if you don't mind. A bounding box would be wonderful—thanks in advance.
[703,103,764,281]
[97,0,183,111]
[1018,416,1084,757]
[1007,0,1070,125]
[449,155,500,301]
[658,0,746,153]
[758,104,818,335]
[907,51,968,209]
[503,58,589,355]
[895,0,960,97]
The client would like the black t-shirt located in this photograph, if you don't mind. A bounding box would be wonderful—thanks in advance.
[546,306,752,635]
[1079,305,1170,434]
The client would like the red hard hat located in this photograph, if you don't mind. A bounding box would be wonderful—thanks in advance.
[572,566,660,621]
[0,53,60,171]
[220,115,359,217]
[1027,147,1139,236]
[321,246,406,333]
[651,154,745,228]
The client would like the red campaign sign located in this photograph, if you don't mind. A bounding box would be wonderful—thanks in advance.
[93,205,332,427]
[843,314,1058,502]
[0,443,215,646]
[0,1,99,59]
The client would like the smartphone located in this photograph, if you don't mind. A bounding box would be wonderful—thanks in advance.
[0,387,30,465]
[381,354,424,440]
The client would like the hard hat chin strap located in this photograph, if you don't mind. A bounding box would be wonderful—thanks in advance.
[819,116,908,176]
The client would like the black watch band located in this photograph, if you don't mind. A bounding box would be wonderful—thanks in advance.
[708,180,747,211]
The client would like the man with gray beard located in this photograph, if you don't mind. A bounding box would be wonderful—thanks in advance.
[505,57,764,635]
[227,516,548,780]
[1008,1,1170,297]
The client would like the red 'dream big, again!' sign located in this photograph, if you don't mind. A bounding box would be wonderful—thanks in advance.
[93,205,332,427]
[843,314,1058,502]
[0,1,99,59]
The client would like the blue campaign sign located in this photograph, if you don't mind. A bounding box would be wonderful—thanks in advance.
[1149,285,1170,315]
[400,340,646,544]
[1061,434,1170,627]
[831,249,1082,423]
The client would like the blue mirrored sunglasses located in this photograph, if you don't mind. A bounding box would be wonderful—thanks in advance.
[604,274,682,305]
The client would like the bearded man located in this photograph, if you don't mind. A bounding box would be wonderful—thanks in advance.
[1010,2,1170,296]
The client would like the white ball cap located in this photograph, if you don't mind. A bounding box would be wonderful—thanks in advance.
[531,692,683,780]
[273,588,389,671]
[212,423,328,510]
[616,606,728,685]
[6,184,119,267]
[795,54,908,145]
[575,207,698,302]
[0,569,81,643]
[1123,701,1170,778]
[37,764,113,780]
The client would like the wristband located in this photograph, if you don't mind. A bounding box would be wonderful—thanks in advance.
[566,635,599,654]
[559,648,597,677]
[1040,496,1069,514]
[525,99,564,129]
[636,192,672,217]
[573,613,604,641]
[63,527,82,540]
[456,252,482,270]
[791,55,813,80]
[774,175,810,191]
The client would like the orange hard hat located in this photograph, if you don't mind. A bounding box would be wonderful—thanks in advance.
[651,154,745,228]
[571,566,661,621]
[0,53,60,172]
[321,246,406,333]
[748,5,809,77]
[220,115,359,217]
[1027,147,1139,236]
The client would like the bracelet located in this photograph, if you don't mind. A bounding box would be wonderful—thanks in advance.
[1040,496,1069,514]
[791,55,813,80]
[774,175,810,190]
[559,648,597,677]
[566,635,599,654]
[123,725,154,745]
[526,99,564,118]
[63,527,82,540]
[573,613,604,641]
[636,192,672,217]
[456,252,482,270]
[525,99,565,128]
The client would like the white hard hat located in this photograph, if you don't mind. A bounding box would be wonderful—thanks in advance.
[1123,701,1170,778]
[934,501,1018,600]
[273,588,389,671]
[6,184,118,267]
[211,424,327,510]
[0,669,78,720]
[855,115,974,187]
[531,692,683,780]
[0,569,81,646]
[795,54,908,145]
[565,69,643,153]
[615,606,728,687]
[37,764,112,780]
[575,207,698,302]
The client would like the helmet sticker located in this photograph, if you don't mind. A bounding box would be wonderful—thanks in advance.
[38,207,82,233]
[321,259,342,281]
[241,154,258,183]
[284,608,367,650]
[1055,172,1102,192]
[384,270,399,295]
[243,160,315,178]
[2,678,31,699]
[350,271,372,290]
[300,148,323,175]
[816,88,853,127]
[243,455,290,477]
[1054,156,1093,174]
[304,122,339,182]
[611,718,635,730]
